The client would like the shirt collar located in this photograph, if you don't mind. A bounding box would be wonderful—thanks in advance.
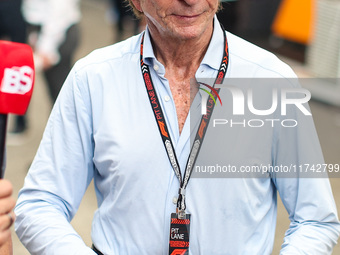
[142,15,225,71]
[200,15,225,70]
[142,27,155,65]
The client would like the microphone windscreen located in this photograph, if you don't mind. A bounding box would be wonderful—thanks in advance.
[0,40,35,115]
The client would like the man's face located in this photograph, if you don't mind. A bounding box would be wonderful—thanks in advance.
[133,0,219,41]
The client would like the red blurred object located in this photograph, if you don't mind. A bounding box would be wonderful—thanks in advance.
[0,40,35,115]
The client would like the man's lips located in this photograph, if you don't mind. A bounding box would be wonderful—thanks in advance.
[172,13,202,21]
[175,14,200,18]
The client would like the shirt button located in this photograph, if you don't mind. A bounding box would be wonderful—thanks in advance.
[172,196,178,204]
[153,64,159,71]
[164,95,170,102]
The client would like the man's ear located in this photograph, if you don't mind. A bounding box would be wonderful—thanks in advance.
[130,0,143,13]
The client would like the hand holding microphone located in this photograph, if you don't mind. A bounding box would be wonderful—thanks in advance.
[0,179,15,247]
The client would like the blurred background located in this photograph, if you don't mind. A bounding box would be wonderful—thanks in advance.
[1,0,340,254]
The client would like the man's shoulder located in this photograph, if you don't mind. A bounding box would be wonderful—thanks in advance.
[73,33,142,73]
[226,32,296,78]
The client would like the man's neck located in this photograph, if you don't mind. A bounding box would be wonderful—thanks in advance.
[148,24,214,75]
[145,21,214,134]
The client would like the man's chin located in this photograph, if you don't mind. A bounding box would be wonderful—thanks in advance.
[168,25,211,41]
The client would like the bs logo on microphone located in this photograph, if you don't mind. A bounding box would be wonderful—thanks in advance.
[1,66,34,94]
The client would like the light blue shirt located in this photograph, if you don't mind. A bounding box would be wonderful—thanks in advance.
[15,17,340,254]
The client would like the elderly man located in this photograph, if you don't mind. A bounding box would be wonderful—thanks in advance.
[15,0,339,254]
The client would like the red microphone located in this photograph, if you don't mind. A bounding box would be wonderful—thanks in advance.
[0,40,35,178]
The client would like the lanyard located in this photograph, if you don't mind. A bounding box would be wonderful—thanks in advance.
[140,23,229,219]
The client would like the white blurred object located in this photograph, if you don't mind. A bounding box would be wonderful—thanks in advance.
[307,0,340,78]
[305,0,340,106]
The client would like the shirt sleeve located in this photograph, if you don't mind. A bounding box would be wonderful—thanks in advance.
[14,66,96,255]
[271,90,340,254]
[276,177,340,254]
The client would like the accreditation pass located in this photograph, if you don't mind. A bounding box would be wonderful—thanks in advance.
[168,213,191,255]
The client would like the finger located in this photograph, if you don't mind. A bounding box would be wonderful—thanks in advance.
[0,197,15,215]
[0,229,11,247]
[0,180,13,198]
[0,212,15,231]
